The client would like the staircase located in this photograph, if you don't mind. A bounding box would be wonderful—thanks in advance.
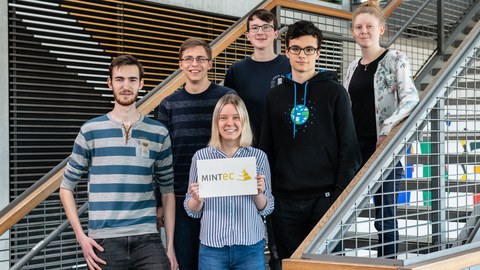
[407,0,480,91]
[3,0,480,269]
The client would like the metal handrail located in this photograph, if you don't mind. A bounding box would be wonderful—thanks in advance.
[298,16,480,265]
[9,202,88,270]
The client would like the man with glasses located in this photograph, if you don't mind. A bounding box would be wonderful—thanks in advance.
[155,38,234,270]
[224,10,289,269]
[259,20,361,264]
[224,9,290,145]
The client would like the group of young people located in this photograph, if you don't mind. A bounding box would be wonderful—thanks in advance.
[60,0,419,269]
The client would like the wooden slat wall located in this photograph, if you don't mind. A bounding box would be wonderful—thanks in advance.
[8,0,250,268]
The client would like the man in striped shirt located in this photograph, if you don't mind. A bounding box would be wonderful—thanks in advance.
[155,38,234,270]
[60,55,177,270]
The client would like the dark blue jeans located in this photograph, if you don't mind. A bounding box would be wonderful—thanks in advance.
[373,165,403,258]
[175,195,201,270]
[198,239,266,270]
[94,233,170,270]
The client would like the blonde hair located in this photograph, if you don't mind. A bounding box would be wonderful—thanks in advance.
[352,0,385,26]
[209,94,253,148]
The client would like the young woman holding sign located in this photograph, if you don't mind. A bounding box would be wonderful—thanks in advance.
[184,94,274,270]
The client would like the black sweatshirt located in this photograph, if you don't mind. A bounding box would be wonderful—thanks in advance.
[259,71,362,200]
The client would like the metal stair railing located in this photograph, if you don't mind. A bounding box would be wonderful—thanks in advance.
[414,0,480,89]
[288,18,480,270]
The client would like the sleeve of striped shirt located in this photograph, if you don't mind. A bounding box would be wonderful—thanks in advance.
[61,130,91,191]
[257,149,274,216]
[184,152,203,218]
[154,133,174,194]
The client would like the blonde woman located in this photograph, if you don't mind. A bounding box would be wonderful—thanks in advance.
[185,94,274,270]
[344,0,420,258]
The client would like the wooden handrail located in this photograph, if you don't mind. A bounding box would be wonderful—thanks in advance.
[0,0,402,238]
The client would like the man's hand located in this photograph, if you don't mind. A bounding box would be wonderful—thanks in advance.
[77,233,106,270]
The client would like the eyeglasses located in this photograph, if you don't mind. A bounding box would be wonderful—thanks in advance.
[180,56,210,64]
[249,24,275,33]
[287,46,318,55]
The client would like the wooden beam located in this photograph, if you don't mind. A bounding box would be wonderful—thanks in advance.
[283,258,399,270]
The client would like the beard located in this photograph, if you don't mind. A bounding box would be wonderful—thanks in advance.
[113,88,138,106]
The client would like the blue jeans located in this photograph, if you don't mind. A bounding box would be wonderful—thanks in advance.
[373,164,403,258]
[94,233,170,270]
[199,239,266,270]
[175,195,201,270]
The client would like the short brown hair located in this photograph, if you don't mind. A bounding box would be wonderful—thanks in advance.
[109,55,144,80]
[179,38,212,60]
[247,9,278,32]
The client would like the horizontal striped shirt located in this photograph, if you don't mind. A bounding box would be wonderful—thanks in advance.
[156,83,235,195]
[61,114,174,239]
[184,146,274,247]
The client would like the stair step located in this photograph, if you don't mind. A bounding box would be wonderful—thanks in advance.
[403,179,480,194]
[453,39,463,47]
[420,131,480,141]
[420,83,429,91]
[463,26,474,35]
[343,238,430,255]
[358,204,472,222]
[446,97,480,105]
[405,153,479,164]
[432,68,441,76]
[442,54,453,61]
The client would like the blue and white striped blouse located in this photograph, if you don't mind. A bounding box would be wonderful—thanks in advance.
[184,146,274,247]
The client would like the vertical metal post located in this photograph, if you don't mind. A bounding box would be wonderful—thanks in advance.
[437,0,445,54]
[274,6,282,55]
[430,102,447,252]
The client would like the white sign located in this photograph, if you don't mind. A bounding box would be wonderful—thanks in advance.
[197,157,257,198]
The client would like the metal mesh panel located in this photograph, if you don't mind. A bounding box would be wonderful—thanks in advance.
[303,17,480,268]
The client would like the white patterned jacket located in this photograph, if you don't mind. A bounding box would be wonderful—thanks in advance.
[344,49,420,136]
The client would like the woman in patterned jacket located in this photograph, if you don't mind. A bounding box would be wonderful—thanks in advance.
[343,0,419,259]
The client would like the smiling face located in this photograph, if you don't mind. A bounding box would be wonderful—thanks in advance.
[218,104,243,146]
[246,16,279,51]
[286,35,320,77]
[179,45,212,84]
[107,64,143,106]
[352,12,385,49]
